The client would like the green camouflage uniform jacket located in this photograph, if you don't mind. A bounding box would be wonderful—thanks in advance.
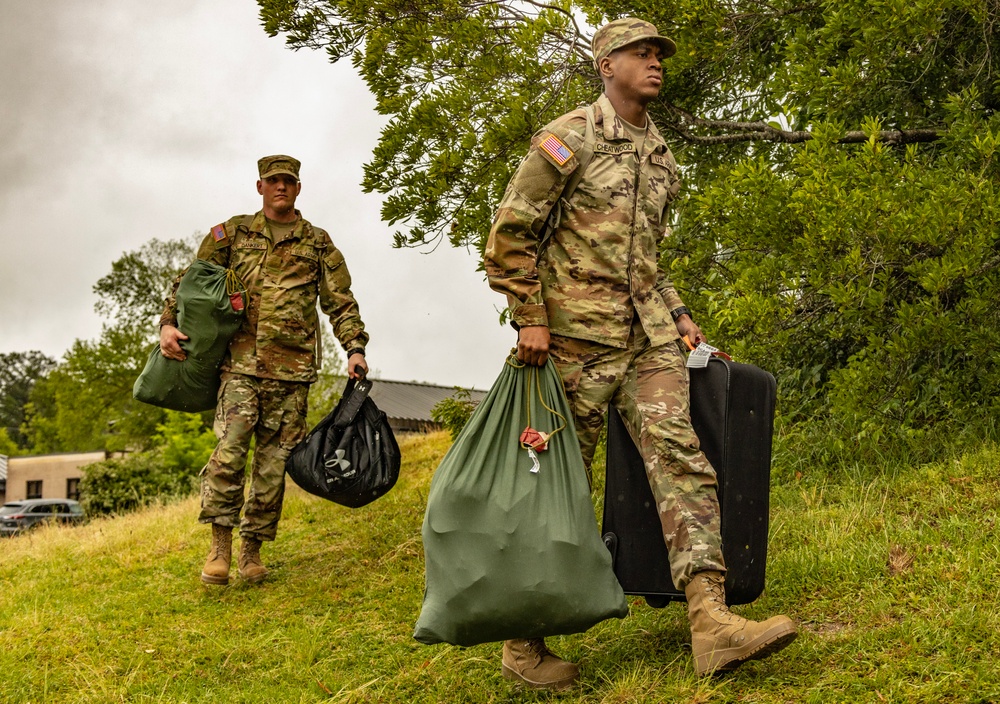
[485,93,685,348]
[160,210,368,383]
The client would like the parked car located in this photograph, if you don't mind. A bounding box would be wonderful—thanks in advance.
[0,499,86,536]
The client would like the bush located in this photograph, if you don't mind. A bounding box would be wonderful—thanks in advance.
[431,388,476,439]
[674,121,1000,475]
[155,410,216,475]
[79,410,215,516]
[79,450,198,516]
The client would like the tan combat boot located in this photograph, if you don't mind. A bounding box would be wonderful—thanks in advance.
[201,523,232,585]
[686,571,797,676]
[501,638,579,691]
[238,536,269,583]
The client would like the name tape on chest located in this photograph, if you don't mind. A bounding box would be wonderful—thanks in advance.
[538,133,574,166]
[594,142,636,155]
[237,241,268,250]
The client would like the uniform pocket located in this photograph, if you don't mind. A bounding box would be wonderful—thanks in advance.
[278,384,309,451]
[646,156,680,226]
[213,375,233,438]
[279,246,320,288]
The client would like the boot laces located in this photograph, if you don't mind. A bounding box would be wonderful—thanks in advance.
[241,540,262,566]
[703,576,745,628]
[211,528,230,559]
[527,639,552,656]
[704,576,726,604]
[516,638,554,667]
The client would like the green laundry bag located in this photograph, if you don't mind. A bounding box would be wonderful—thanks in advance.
[133,259,246,413]
[413,355,628,647]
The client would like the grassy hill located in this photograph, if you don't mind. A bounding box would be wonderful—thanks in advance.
[2,431,1000,703]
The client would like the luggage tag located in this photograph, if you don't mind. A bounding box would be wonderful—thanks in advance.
[685,342,718,369]
[683,336,732,368]
[519,427,550,474]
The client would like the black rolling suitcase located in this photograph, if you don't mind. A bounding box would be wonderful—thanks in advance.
[601,356,776,606]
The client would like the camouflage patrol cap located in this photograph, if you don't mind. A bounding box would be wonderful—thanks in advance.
[592,17,677,69]
[258,155,301,181]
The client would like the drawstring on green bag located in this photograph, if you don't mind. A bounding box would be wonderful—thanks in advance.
[507,353,566,472]
[225,268,247,312]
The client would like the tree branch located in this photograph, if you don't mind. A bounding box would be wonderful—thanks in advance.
[661,102,943,145]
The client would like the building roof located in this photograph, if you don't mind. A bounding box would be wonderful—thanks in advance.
[7,451,106,467]
[365,379,486,423]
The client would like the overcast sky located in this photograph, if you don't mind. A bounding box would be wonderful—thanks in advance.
[0,0,514,390]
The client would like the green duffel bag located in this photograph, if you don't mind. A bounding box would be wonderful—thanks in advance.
[413,355,628,647]
[133,259,246,413]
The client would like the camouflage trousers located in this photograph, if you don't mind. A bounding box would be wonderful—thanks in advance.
[548,318,726,590]
[198,371,309,541]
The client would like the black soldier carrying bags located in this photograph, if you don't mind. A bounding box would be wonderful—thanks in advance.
[133,259,247,412]
[285,372,400,508]
[602,356,776,606]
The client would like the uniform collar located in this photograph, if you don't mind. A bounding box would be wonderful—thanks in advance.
[251,209,307,242]
[594,94,667,153]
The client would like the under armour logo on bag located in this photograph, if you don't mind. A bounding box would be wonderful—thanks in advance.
[325,449,355,481]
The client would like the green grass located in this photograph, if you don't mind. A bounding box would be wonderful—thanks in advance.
[2,431,1000,703]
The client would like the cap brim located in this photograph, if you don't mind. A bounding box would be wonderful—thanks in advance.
[653,36,677,58]
[633,34,676,58]
[260,169,298,180]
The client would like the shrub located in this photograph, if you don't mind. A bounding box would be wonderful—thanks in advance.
[431,388,476,439]
[79,450,198,517]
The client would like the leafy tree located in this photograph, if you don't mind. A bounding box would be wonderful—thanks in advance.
[23,238,196,453]
[260,0,596,249]
[0,428,21,457]
[93,238,196,327]
[0,351,55,449]
[154,410,217,476]
[260,0,1000,467]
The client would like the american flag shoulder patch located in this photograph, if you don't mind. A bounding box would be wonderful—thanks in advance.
[538,132,574,166]
[212,224,227,242]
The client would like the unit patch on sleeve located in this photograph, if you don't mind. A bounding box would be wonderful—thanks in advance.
[538,133,574,166]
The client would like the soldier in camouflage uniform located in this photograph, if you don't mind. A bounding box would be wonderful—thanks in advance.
[485,19,796,686]
[160,155,369,586]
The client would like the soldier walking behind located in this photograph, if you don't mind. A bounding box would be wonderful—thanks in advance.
[484,19,797,687]
[159,155,369,586]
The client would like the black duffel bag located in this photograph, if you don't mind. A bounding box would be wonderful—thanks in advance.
[285,373,401,508]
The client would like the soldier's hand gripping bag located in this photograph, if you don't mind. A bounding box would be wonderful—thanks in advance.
[284,374,401,508]
[133,260,246,413]
[413,355,628,647]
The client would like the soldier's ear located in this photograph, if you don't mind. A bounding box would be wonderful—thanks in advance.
[256,180,264,195]
[599,55,615,80]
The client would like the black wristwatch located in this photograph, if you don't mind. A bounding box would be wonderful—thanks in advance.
[347,348,365,358]
[670,306,692,322]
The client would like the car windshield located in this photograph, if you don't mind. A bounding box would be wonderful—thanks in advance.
[0,504,25,516]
